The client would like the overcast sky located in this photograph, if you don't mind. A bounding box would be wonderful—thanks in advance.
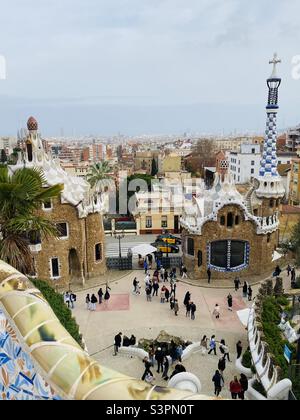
[0,0,300,136]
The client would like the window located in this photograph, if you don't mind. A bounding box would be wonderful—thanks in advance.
[161,215,168,228]
[95,243,102,261]
[227,212,234,228]
[251,161,255,166]
[198,250,202,267]
[220,216,226,226]
[51,258,60,278]
[252,148,255,154]
[146,216,152,228]
[209,240,249,271]
[56,223,68,238]
[235,215,240,225]
[187,238,195,256]
[251,169,254,174]
[43,199,52,210]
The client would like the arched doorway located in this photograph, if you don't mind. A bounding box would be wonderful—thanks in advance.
[68,249,82,285]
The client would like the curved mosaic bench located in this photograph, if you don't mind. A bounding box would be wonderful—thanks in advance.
[0,261,209,400]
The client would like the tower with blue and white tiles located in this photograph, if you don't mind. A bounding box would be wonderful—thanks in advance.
[256,53,285,203]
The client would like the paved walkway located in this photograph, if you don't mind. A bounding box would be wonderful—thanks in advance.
[72,265,296,399]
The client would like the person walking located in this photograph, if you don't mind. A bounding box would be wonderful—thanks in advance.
[114,332,122,356]
[164,270,169,282]
[144,260,148,274]
[155,347,164,374]
[227,293,233,311]
[132,278,138,294]
[170,283,177,298]
[234,277,241,292]
[291,267,296,283]
[98,288,104,304]
[182,265,188,279]
[174,299,179,316]
[190,302,196,320]
[247,286,253,302]
[162,356,169,380]
[219,339,231,362]
[148,345,155,367]
[212,370,224,397]
[200,335,208,355]
[230,376,242,400]
[242,282,248,298]
[186,301,191,318]
[170,296,175,310]
[208,335,217,356]
[104,285,111,302]
[90,294,98,311]
[207,268,212,284]
[213,304,221,319]
[146,285,152,302]
[160,287,166,303]
[153,280,159,297]
[69,291,76,309]
[239,374,249,400]
[64,292,70,308]
[160,266,165,282]
[236,341,243,359]
[86,294,91,310]
[165,287,170,302]
[183,291,191,308]
[218,356,226,374]
[287,264,292,277]
[141,357,153,381]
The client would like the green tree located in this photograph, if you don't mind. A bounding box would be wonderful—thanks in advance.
[290,218,300,265]
[86,161,112,189]
[0,149,7,164]
[0,166,63,273]
[151,158,158,176]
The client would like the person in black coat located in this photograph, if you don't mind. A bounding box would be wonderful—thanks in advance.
[141,357,153,381]
[165,287,170,302]
[218,356,226,374]
[114,332,122,356]
[183,292,191,307]
[155,347,164,373]
[212,370,224,397]
[97,288,104,304]
[239,374,249,400]
[162,356,169,380]
[236,341,243,359]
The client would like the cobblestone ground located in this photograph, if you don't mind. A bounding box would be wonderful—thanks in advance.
[72,265,294,399]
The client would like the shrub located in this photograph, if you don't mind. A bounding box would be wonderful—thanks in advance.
[242,349,252,369]
[31,278,83,348]
[252,380,267,398]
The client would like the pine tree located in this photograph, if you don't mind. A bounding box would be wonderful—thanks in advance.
[151,158,158,176]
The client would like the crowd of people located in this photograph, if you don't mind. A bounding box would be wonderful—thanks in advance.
[85,285,111,311]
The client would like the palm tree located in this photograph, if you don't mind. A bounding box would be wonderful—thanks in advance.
[86,161,112,190]
[0,166,63,273]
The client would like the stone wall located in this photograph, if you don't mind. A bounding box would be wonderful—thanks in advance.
[33,198,106,288]
[182,204,279,280]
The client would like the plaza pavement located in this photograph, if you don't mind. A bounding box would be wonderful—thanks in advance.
[72,266,294,399]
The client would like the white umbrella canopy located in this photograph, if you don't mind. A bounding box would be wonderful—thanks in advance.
[130,244,157,257]
[236,308,251,327]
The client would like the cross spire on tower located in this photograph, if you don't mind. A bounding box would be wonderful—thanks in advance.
[269,52,281,79]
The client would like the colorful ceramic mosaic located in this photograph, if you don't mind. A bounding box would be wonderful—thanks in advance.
[0,309,60,400]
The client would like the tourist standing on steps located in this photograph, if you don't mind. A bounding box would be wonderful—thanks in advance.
[230,376,242,400]
[86,294,91,310]
[236,341,243,359]
[207,268,212,284]
[155,347,164,373]
[227,293,233,311]
[174,299,179,316]
[90,294,98,311]
[248,286,253,302]
[212,370,224,397]
[208,335,217,355]
[213,304,221,319]
[98,288,104,304]
[114,332,122,356]
[239,374,249,400]
[242,282,248,298]
[190,302,196,320]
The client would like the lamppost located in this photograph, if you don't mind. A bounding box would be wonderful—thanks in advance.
[114,230,125,258]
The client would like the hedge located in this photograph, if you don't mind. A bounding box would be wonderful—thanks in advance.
[31,278,83,348]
